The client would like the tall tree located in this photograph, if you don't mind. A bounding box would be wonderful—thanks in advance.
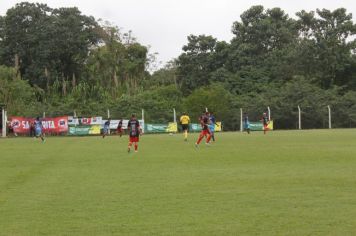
[296,8,356,89]
[0,2,101,90]
[51,7,100,85]
[229,6,299,83]
[86,24,148,96]
[0,2,52,84]
[177,34,220,93]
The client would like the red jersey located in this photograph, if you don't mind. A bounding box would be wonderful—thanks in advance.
[200,115,209,130]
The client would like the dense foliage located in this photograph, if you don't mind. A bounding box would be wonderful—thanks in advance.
[1,3,356,129]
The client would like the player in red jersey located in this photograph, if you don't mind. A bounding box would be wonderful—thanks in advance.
[195,112,212,147]
[261,112,269,135]
[117,119,123,137]
[127,114,141,153]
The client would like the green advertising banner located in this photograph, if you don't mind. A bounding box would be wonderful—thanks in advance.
[145,124,168,133]
[249,122,264,131]
[145,122,223,133]
[144,123,178,133]
[248,121,274,131]
[68,125,101,135]
[190,123,202,132]
[189,123,222,132]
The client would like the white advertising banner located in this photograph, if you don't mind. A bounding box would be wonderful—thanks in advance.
[102,119,144,131]
[68,116,103,126]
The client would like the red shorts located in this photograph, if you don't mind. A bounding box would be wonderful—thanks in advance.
[117,128,122,132]
[263,124,268,130]
[200,129,211,136]
[129,136,139,142]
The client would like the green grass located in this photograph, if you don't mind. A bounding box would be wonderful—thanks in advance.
[1,130,356,235]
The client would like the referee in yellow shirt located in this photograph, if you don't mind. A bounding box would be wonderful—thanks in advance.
[180,112,190,141]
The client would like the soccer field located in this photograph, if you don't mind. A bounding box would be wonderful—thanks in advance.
[0,130,356,235]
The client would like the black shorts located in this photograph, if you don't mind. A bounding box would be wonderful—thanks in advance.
[181,124,189,131]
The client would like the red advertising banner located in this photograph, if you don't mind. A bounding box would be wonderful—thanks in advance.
[41,116,68,133]
[10,116,68,134]
[10,117,32,134]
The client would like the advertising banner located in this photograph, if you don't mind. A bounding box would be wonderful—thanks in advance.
[68,116,102,126]
[103,120,124,130]
[249,121,274,131]
[249,122,262,131]
[67,116,78,126]
[145,124,167,133]
[144,123,177,133]
[68,119,144,136]
[41,116,68,134]
[190,123,202,132]
[10,116,68,134]
[102,120,145,130]
[166,122,178,133]
[189,122,222,132]
[68,125,101,135]
[267,120,274,130]
[10,117,31,134]
[215,122,222,132]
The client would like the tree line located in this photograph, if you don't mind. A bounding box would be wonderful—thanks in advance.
[1,3,356,129]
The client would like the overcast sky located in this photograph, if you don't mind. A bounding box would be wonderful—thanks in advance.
[1,0,356,68]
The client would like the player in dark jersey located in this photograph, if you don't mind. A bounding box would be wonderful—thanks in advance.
[261,112,269,135]
[127,114,141,153]
[30,120,35,137]
[102,118,111,138]
[117,119,123,137]
[195,113,212,147]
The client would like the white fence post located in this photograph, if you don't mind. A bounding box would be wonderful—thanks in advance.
[205,107,208,112]
[328,105,331,129]
[43,112,46,118]
[5,110,7,137]
[298,106,301,130]
[267,106,271,121]
[1,106,6,138]
[240,108,243,132]
[173,108,176,123]
[107,109,111,134]
[141,109,145,134]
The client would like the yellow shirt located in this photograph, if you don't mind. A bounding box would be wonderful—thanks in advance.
[180,115,190,125]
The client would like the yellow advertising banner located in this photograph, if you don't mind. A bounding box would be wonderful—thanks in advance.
[166,122,178,133]
[89,125,101,134]
[215,122,222,132]
[267,120,274,130]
